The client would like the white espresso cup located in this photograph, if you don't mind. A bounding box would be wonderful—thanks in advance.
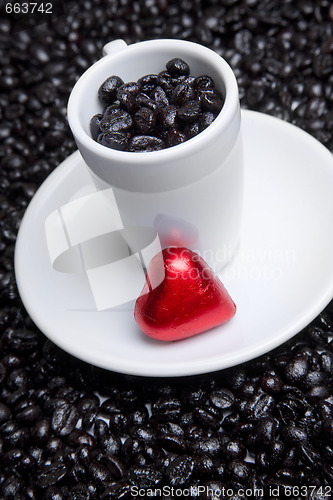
[67,39,243,271]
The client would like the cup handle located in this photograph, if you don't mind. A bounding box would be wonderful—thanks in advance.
[102,39,128,57]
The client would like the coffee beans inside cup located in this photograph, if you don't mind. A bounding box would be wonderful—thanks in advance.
[90,58,224,152]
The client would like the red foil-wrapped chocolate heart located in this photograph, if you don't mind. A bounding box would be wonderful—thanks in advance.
[134,247,236,341]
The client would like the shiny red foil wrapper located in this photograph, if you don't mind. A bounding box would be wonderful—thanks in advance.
[134,247,236,342]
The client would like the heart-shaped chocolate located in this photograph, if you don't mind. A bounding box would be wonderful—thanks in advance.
[134,247,236,341]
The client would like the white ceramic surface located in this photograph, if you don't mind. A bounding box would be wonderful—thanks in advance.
[15,110,333,377]
[67,39,244,271]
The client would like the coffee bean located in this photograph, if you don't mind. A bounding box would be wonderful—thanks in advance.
[177,100,201,122]
[100,109,133,133]
[166,57,190,76]
[157,422,186,454]
[98,75,124,105]
[134,107,156,134]
[76,395,99,430]
[98,131,129,151]
[0,402,11,424]
[137,74,159,93]
[51,402,78,437]
[165,456,194,486]
[285,355,309,383]
[130,406,149,426]
[90,113,103,140]
[88,460,112,486]
[129,135,165,152]
[37,462,68,489]
[199,89,224,112]
[188,436,221,456]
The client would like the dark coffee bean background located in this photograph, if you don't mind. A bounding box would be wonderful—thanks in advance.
[1,0,333,497]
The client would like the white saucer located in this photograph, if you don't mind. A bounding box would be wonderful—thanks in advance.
[14,110,333,377]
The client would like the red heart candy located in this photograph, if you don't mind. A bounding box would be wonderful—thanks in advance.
[134,247,236,341]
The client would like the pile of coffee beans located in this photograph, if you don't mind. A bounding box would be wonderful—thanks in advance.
[1,0,333,498]
[91,59,224,152]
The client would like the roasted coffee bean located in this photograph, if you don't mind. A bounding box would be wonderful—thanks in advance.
[165,128,187,147]
[259,370,283,394]
[100,483,131,499]
[181,386,206,408]
[242,391,275,423]
[152,397,182,422]
[98,75,124,105]
[76,396,99,430]
[320,351,333,376]
[188,436,221,456]
[166,58,190,76]
[45,437,64,457]
[37,462,68,489]
[16,404,43,424]
[121,437,144,466]
[307,325,329,348]
[148,86,169,108]
[115,388,140,409]
[134,107,156,134]
[170,82,195,106]
[165,456,194,486]
[68,484,91,499]
[137,74,159,93]
[158,105,178,129]
[90,113,103,140]
[1,475,24,498]
[68,429,96,448]
[98,131,129,150]
[51,402,78,437]
[0,402,11,424]
[157,70,175,95]
[127,465,160,489]
[209,389,235,412]
[31,419,51,443]
[130,406,149,426]
[88,460,112,486]
[157,422,186,453]
[177,100,201,122]
[228,459,252,482]
[193,406,221,430]
[108,410,129,434]
[136,92,159,111]
[129,135,165,152]
[95,419,121,455]
[221,438,246,460]
[282,424,308,445]
[194,75,215,92]
[0,329,40,354]
[199,111,218,131]
[2,447,24,467]
[184,120,200,138]
[3,426,30,449]
[116,82,141,113]
[100,109,133,133]
[101,454,126,480]
[193,454,215,479]
[222,412,241,432]
[130,425,156,445]
[199,90,224,112]
[255,416,279,446]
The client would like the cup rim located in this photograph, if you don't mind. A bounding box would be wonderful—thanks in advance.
[67,39,239,165]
